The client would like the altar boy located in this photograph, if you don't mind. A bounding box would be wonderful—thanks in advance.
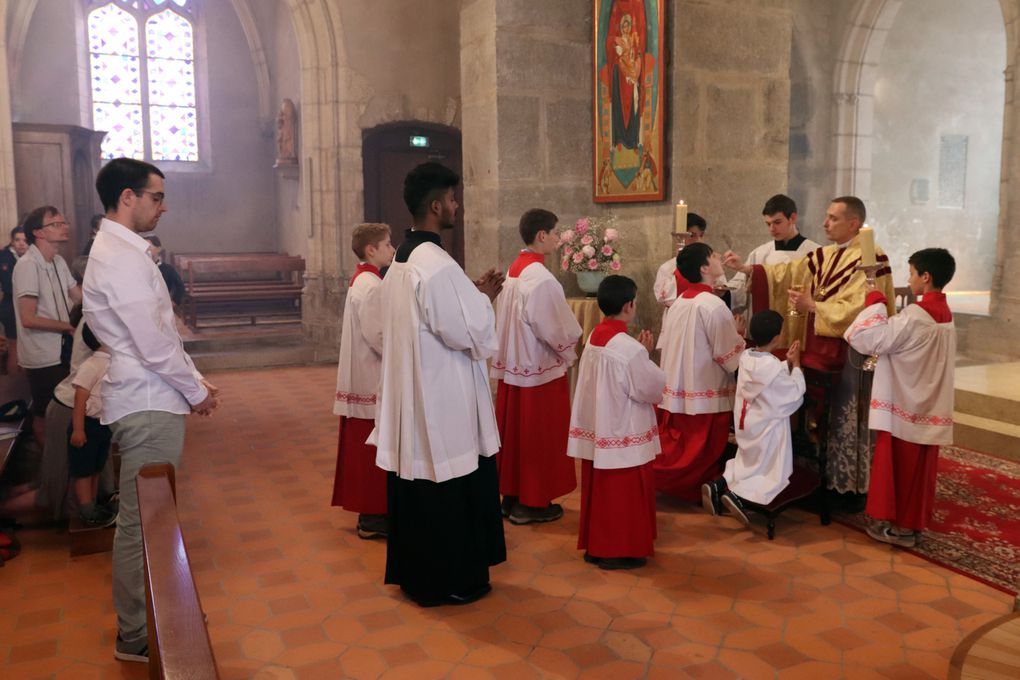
[492,208,582,524]
[844,248,956,548]
[703,311,805,527]
[568,275,665,570]
[332,223,394,538]
[656,242,745,502]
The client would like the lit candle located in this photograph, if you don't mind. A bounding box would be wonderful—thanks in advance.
[858,225,876,267]
[675,201,688,234]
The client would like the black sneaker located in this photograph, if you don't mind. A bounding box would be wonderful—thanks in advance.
[508,503,564,525]
[114,635,148,663]
[701,479,725,516]
[721,492,750,529]
[356,513,388,540]
[79,505,118,529]
[597,557,647,571]
[500,495,518,519]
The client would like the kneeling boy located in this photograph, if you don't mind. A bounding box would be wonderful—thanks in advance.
[568,275,666,570]
[703,311,805,527]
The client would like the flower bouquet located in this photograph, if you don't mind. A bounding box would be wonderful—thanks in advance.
[558,216,621,295]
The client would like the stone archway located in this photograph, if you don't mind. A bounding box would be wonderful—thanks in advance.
[833,0,1020,357]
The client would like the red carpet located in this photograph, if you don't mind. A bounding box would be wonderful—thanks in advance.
[840,445,1020,594]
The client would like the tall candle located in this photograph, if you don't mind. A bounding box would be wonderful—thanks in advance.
[675,201,688,234]
[859,225,876,266]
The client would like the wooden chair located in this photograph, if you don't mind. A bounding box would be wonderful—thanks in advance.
[136,463,218,679]
[894,286,916,312]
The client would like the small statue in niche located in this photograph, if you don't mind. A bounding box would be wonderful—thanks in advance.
[274,98,298,167]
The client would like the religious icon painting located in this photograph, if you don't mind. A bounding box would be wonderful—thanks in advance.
[593,0,666,203]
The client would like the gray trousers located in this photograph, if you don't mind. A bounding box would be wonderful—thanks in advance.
[110,410,185,643]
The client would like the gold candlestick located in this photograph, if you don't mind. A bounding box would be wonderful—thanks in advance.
[856,263,882,372]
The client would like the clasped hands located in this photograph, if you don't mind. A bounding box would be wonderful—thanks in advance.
[474,269,505,301]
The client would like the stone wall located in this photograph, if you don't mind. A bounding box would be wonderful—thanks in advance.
[461,0,793,332]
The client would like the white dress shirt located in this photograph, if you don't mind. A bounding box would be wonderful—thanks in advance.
[83,218,207,424]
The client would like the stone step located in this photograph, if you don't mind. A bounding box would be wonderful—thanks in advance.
[190,343,320,372]
[952,411,1020,463]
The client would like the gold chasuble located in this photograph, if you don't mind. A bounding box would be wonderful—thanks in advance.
[748,234,896,494]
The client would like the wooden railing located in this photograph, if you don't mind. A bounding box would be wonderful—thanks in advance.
[136,463,218,679]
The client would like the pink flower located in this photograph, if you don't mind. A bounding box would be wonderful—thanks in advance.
[580,234,593,246]
[610,260,622,271]
[604,228,619,242]
[559,229,575,243]
[587,258,598,270]
[575,218,590,234]
[581,245,596,257]
[572,252,584,264]
[561,258,569,271]
[563,246,573,256]
[601,245,613,256]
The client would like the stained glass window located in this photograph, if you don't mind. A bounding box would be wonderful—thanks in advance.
[87,0,199,162]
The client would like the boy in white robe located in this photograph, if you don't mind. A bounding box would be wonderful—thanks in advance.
[844,248,956,548]
[726,194,820,323]
[370,162,506,607]
[702,311,805,528]
[652,212,705,316]
[492,208,581,524]
[655,242,746,502]
[332,223,394,539]
[568,275,665,570]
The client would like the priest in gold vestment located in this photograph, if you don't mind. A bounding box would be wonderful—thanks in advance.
[725,197,895,495]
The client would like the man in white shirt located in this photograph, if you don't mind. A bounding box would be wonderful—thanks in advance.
[726,194,819,330]
[371,162,506,607]
[83,158,218,664]
[13,206,81,448]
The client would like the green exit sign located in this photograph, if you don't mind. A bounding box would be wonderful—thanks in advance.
[409,135,430,148]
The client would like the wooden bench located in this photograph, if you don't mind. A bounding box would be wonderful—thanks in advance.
[181,253,305,329]
[137,463,218,679]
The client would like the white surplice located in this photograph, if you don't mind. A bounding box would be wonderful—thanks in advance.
[844,300,955,445]
[490,258,581,387]
[727,237,820,314]
[723,350,805,504]
[658,287,745,414]
[567,332,666,469]
[333,269,383,419]
[370,241,500,482]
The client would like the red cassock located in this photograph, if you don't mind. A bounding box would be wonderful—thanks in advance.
[495,376,576,506]
[865,431,939,531]
[578,459,656,558]
[654,411,731,503]
[331,416,387,514]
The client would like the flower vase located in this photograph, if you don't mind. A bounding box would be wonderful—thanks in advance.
[575,271,607,297]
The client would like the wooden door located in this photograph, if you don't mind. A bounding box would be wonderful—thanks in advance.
[362,123,464,266]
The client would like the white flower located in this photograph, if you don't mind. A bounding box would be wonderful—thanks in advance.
[582,245,596,257]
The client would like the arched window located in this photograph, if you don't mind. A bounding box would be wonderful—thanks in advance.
[86,0,199,162]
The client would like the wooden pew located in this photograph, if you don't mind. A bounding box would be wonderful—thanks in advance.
[180,254,305,329]
[136,463,218,679]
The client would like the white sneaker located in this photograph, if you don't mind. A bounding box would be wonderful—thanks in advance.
[866,522,916,548]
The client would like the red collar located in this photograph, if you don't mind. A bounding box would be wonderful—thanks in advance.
[351,262,381,285]
[673,268,690,295]
[680,282,713,299]
[589,318,628,347]
[918,291,952,323]
[508,250,546,278]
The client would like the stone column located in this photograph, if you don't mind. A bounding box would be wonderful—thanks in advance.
[0,1,21,228]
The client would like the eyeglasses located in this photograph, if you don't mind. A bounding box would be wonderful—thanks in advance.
[135,190,166,204]
[42,220,69,229]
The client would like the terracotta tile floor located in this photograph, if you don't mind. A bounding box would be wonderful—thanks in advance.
[1,365,1014,679]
